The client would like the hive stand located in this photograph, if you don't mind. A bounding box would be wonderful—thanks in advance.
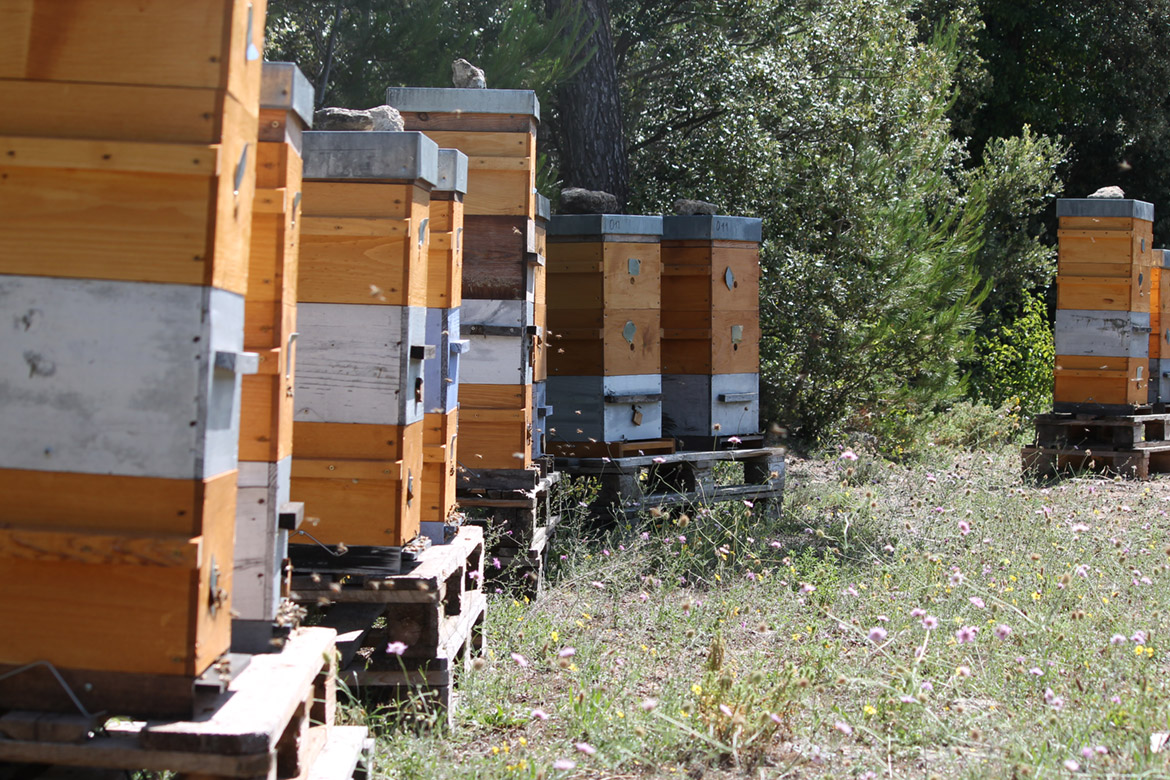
[557,447,787,521]
[0,628,371,780]
[291,130,439,558]
[0,0,266,705]
[289,527,487,720]
[1024,411,1170,479]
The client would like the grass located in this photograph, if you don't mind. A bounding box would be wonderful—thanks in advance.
[353,429,1170,779]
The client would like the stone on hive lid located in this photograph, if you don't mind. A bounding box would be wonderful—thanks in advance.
[673,198,719,216]
[369,104,405,131]
[1088,186,1126,198]
[560,188,619,215]
[452,58,487,89]
[313,107,374,131]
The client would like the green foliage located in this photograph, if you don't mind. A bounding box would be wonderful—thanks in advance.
[264,0,592,108]
[969,290,1054,414]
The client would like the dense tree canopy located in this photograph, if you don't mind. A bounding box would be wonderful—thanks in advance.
[267,0,1170,446]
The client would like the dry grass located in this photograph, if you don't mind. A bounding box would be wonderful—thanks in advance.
[356,434,1170,779]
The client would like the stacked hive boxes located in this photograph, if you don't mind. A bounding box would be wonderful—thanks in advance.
[533,195,554,458]
[660,216,762,446]
[422,149,470,535]
[388,87,545,469]
[234,62,313,645]
[1054,198,1155,412]
[1155,249,1170,404]
[545,215,664,455]
[291,131,438,549]
[0,0,265,690]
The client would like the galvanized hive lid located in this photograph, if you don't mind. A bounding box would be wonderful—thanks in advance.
[1056,198,1154,221]
[385,87,540,121]
[536,194,551,223]
[435,148,469,194]
[662,215,763,242]
[547,214,663,238]
[261,62,315,127]
[302,131,439,185]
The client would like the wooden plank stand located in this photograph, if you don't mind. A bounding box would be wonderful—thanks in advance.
[557,447,786,519]
[457,468,562,598]
[289,527,487,722]
[0,628,371,780]
[1024,410,1170,479]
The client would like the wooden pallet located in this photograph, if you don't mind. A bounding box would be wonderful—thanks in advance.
[1034,411,1170,449]
[1022,443,1170,480]
[0,628,370,780]
[557,446,786,519]
[457,469,561,596]
[292,527,487,720]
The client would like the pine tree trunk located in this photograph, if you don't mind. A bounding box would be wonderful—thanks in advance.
[546,0,630,208]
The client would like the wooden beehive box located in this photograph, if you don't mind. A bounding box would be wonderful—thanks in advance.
[459,385,534,469]
[1153,249,1170,405]
[292,131,439,548]
[422,149,469,526]
[0,0,266,700]
[532,195,552,456]
[1053,198,1156,411]
[235,62,313,634]
[386,87,539,220]
[0,0,266,296]
[545,214,663,447]
[546,215,663,377]
[0,279,253,680]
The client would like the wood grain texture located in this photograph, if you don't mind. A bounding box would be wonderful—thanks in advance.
[402,111,537,134]
[1054,355,1149,406]
[0,471,235,676]
[299,182,428,307]
[1057,272,1150,312]
[422,409,458,523]
[0,80,227,143]
[290,421,423,546]
[294,303,425,426]
[427,198,463,308]
[234,458,290,622]
[547,308,660,376]
[2,0,266,108]
[0,469,231,536]
[462,215,532,299]
[0,528,199,567]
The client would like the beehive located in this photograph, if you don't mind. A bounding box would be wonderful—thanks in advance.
[1054,198,1155,410]
[0,0,266,688]
[389,87,544,469]
[292,131,438,548]
[234,62,313,639]
[422,149,469,528]
[532,195,553,457]
[1152,249,1170,405]
[659,215,762,443]
[546,215,664,452]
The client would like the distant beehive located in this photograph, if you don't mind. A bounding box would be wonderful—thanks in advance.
[1152,249,1170,404]
[389,87,545,469]
[1054,198,1155,411]
[0,0,265,693]
[234,62,313,640]
[292,131,439,548]
[660,215,762,446]
[422,149,470,530]
[545,215,664,455]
